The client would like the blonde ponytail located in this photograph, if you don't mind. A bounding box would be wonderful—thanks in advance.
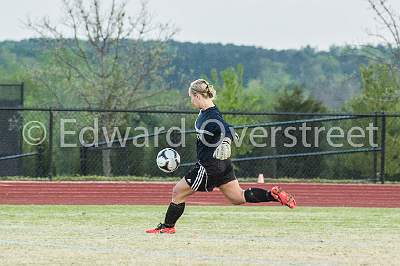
[189,79,216,100]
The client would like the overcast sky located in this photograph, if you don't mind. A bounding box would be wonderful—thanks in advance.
[1,0,399,50]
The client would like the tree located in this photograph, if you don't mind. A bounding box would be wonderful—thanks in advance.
[27,0,177,176]
[349,64,400,180]
[366,0,400,69]
[210,64,275,114]
[353,1,400,180]
[352,64,400,112]
[274,86,327,115]
[257,59,293,91]
[364,0,400,105]
[273,86,327,178]
[27,0,176,109]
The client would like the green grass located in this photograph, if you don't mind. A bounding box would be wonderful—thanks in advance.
[0,205,399,265]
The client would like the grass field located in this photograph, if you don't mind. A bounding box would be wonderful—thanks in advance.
[0,205,399,266]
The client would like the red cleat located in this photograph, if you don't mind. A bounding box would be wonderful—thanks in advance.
[271,186,296,209]
[145,223,176,234]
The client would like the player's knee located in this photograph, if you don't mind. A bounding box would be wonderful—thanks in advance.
[171,184,186,203]
[229,195,246,205]
[231,199,245,205]
[171,185,180,201]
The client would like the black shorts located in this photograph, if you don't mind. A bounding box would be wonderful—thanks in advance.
[184,159,236,192]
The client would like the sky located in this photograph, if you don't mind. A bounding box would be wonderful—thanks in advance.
[0,0,399,50]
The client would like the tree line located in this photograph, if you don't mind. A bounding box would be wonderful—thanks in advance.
[0,38,387,108]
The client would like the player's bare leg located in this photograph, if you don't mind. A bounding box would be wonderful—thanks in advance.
[219,179,296,208]
[171,177,194,203]
[146,178,193,234]
[218,179,246,205]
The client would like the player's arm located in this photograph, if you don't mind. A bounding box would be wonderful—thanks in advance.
[203,113,236,160]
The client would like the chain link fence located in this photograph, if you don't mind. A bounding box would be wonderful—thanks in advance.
[0,107,399,183]
[0,84,24,176]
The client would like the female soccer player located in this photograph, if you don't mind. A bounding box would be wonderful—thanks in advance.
[146,79,296,234]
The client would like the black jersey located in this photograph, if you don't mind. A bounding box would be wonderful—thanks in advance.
[195,105,234,162]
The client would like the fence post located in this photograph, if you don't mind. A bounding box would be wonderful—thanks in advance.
[36,143,45,177]
[373,112,378,183]
[80,146,87,176]
[380,112,386,184]
[48,109,54,180]
[20,82,24,107]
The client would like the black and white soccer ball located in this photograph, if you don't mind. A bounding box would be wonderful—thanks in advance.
[156,148,180,173]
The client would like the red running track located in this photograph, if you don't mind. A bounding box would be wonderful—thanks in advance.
[0,182,400,207]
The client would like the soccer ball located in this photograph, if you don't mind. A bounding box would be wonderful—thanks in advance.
[156,148,180,173]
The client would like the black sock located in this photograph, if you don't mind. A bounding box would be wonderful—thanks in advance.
[164,202,185,227]
[244,188,277,203]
